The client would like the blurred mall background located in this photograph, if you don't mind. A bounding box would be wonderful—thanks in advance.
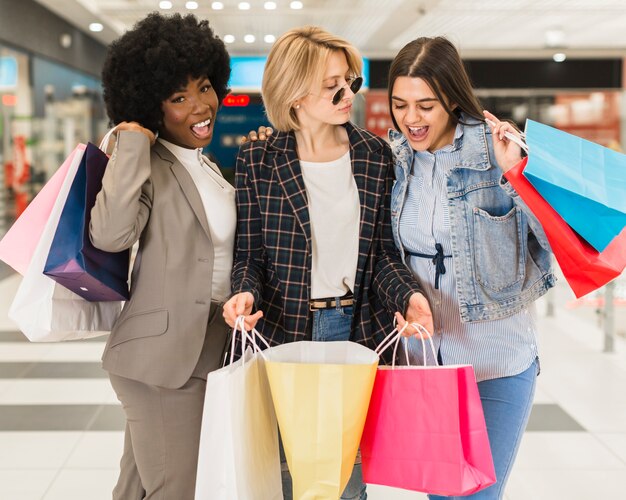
[0,1,625,498]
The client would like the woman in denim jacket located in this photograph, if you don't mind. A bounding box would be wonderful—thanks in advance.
[387,37,555,500]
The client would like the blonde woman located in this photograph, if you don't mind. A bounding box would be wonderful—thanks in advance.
[223,26,429,499]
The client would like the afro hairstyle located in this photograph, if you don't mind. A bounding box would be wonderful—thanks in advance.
[101,12,231,132]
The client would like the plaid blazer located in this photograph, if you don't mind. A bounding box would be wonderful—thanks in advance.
[231,122,421,356]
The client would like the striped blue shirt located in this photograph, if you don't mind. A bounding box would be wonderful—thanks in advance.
[398,124,538,382]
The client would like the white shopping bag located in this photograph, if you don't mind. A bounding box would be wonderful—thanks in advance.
[8,142,122,341]
[195,317,282,500]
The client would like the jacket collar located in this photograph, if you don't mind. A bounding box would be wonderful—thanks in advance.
[388,113,491,173]
[152,141,212,241]
[267,121,386,266]
[266,121,386,155]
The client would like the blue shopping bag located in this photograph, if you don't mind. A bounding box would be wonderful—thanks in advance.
[44,142,130,301]
[523,119,626,252]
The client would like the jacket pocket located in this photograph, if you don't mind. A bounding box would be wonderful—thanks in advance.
[110,309,169,347]
[473,206,525,292]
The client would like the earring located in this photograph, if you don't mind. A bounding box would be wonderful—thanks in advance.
[295,104,300,109]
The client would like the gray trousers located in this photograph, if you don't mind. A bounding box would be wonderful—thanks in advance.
[109,303,229,500]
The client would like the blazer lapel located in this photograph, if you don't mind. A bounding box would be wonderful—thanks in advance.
[153,142,212,241]
[270,132,312,244]
[346,124,386,300]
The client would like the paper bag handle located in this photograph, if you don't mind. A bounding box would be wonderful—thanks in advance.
[99,127,118,154]
[485,118,529,154]
[375,322,439,368]
[229,315,270,365]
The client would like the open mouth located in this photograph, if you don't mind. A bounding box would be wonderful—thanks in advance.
[191,117,212,139]
[406,125,428,141]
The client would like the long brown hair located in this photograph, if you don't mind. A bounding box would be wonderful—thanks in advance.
[387,37,484,131]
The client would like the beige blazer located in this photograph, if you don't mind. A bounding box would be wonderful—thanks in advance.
[90,130,226,389]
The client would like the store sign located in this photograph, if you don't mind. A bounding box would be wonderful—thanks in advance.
[365,90,394,139]
[0,57,18,89]
[223,94,251,107]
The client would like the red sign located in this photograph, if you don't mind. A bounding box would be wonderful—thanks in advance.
[2,94,17,106]
[365,91,394,139]
[223,94,250,107]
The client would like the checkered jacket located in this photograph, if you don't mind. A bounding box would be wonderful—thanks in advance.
[231,122,421,358]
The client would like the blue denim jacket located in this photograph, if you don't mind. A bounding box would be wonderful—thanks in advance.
[389,116,556,322]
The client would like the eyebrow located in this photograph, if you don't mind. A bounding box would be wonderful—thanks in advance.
[174,78,210,93]
[391,96,438,103]
[323,73,350,82]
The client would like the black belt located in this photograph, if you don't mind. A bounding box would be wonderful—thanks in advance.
[405,243,452,290]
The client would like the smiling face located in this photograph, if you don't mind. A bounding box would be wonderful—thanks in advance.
[391,76,457,153]
[298,50,357,127]
[159,75,218,149]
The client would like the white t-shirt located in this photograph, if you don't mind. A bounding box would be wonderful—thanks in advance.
[159,138,235,302]
[300,151,360,299]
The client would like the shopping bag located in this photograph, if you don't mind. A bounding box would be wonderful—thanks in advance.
[361,325,496,496]
[265,340,378,500]
[0,145,83,275]
[195,317,282,500]
[523,119,626,252]
[8,143,122,341]
[44,142,129,301]
[505,157,626,297]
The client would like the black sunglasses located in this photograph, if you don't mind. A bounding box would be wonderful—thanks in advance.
[331,76,363,105]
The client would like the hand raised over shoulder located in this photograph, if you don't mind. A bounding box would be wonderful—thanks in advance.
[240,126,274,145]
[114,121,157,145]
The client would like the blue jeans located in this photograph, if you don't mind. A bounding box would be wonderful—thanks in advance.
[281,303,367,500]
[429,358,538,500]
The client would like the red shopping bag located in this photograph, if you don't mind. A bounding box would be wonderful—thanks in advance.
[360,331,496,496]
[505,158,626,298]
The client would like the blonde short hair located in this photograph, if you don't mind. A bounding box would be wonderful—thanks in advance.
[262,26,363,131]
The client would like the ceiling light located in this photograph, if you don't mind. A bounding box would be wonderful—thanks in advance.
[553,52,566,62]
[89,23,104,32]
[545,29,565,48]
[186,1,199,9]
[244,34,256,43]
[238,2,251,9]
[264,34,276,43]
[224,34,235,43]
[159,0,173,8]
[290,1,303,9]
[212,1,224,9]
[264,1,277,9]
[59,33,72,48]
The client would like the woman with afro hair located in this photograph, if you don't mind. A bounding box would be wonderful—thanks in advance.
[90,12,236,499]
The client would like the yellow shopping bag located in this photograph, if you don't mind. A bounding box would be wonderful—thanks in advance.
[265,341,378,500]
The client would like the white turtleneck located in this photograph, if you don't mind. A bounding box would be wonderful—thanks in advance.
[158,138,235,302]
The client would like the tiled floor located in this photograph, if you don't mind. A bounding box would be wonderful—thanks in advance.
[1,269,625,499]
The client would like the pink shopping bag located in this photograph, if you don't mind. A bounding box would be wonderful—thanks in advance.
[0,145,85,275]
[360,327,496,496]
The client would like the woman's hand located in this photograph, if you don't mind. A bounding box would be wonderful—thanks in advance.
[115,121,157,145]
[222,292,264,329]
[483,110,523,173]
[240,126,273,145]
[394,292,434,338]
